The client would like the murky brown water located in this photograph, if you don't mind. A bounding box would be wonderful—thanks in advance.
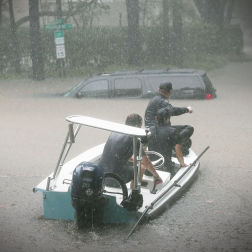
[1,61,252,251]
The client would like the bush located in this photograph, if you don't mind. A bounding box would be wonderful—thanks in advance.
[0,23,244,76]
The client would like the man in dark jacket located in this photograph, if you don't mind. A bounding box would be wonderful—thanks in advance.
[144,82,194,155]
[99,114,162,188]
[148,108,188,178]
[144,82,192,127]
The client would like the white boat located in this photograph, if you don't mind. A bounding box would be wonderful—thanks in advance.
[33,115,208,235]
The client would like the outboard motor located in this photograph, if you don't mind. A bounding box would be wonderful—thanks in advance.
[71,162,106,229]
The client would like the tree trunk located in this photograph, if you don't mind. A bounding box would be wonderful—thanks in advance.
[224,0,234,25]
[126,0,141,65]
[67,0,80,28]
[162,0,170,64]
[142,0,148,27]
[171,0,183,66]
[29,0,44,80]
[193,0,233,28]
[0,0,3,26]
[8,0,21,73]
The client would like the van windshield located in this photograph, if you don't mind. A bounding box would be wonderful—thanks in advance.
[64,78,88,97]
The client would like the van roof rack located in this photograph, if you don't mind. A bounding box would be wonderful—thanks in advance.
[101,68,206,76]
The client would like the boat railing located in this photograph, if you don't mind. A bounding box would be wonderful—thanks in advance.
[46,123,81,190]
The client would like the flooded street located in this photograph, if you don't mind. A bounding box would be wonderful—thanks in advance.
[0,61,252,251]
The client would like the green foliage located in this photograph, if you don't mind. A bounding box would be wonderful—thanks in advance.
[0,22,245,77]
[183,23,243,56]
[64,27,128,70]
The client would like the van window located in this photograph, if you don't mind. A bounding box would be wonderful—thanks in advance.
[114,78,142,97]
[147,75,203,90]
[78,79,109,97]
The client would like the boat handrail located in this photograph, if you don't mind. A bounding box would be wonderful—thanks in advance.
[47,123,81,190]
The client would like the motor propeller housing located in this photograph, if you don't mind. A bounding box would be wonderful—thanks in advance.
[71,162,106,228]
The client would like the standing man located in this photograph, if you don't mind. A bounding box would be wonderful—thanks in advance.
[144,82,194,155]
[144,82,192,127]
[148,108,189,178]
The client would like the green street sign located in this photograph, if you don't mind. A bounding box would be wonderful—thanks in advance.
[61,24,72,29]
[54,31,64,45]
[44,23,72,30]
[44,24,59,30]
[54,30,64,38]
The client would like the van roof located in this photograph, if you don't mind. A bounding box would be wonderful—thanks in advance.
[100,69,206,77]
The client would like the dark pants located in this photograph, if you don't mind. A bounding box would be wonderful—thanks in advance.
[171,125,194,156]
[171,125,194,141]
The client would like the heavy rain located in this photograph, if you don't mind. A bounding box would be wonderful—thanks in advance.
[0,0,252,251]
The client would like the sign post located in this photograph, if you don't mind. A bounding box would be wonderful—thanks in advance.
[54,30,65,59]
[44,19,72,77]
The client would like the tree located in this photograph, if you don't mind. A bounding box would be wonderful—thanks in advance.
[162,0,170,64]
[29,0,44,80]
[126,0,141,65]
[15,0,108,28]
[0,0,9,27]
[0,0,4,26]
[193,0,234,27]
[8,0,20,73]
[171,0,183,66]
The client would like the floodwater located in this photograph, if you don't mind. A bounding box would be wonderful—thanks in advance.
[0,61,252,252]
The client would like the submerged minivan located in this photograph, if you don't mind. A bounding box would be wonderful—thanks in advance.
[64,69,216,99]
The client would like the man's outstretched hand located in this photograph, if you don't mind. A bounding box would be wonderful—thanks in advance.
[187,106,193,113]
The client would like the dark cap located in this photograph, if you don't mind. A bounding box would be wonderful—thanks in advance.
[159,82,172,92]
[157,107,171,122]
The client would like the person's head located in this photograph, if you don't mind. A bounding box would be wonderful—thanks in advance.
[158,82,173,99]
[125,113,143,128]
[156,107,171,125]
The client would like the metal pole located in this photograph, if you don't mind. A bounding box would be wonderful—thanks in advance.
[133,136,138,189]
[52,130,70,179]
[50,124,81,189]
[60,125,81,165]
[56,0,62,18]
[56,0,65,77]
[137,139,143,187]
[68,123,75,143]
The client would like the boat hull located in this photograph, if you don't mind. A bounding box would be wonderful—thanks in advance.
[34,145,200,224]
